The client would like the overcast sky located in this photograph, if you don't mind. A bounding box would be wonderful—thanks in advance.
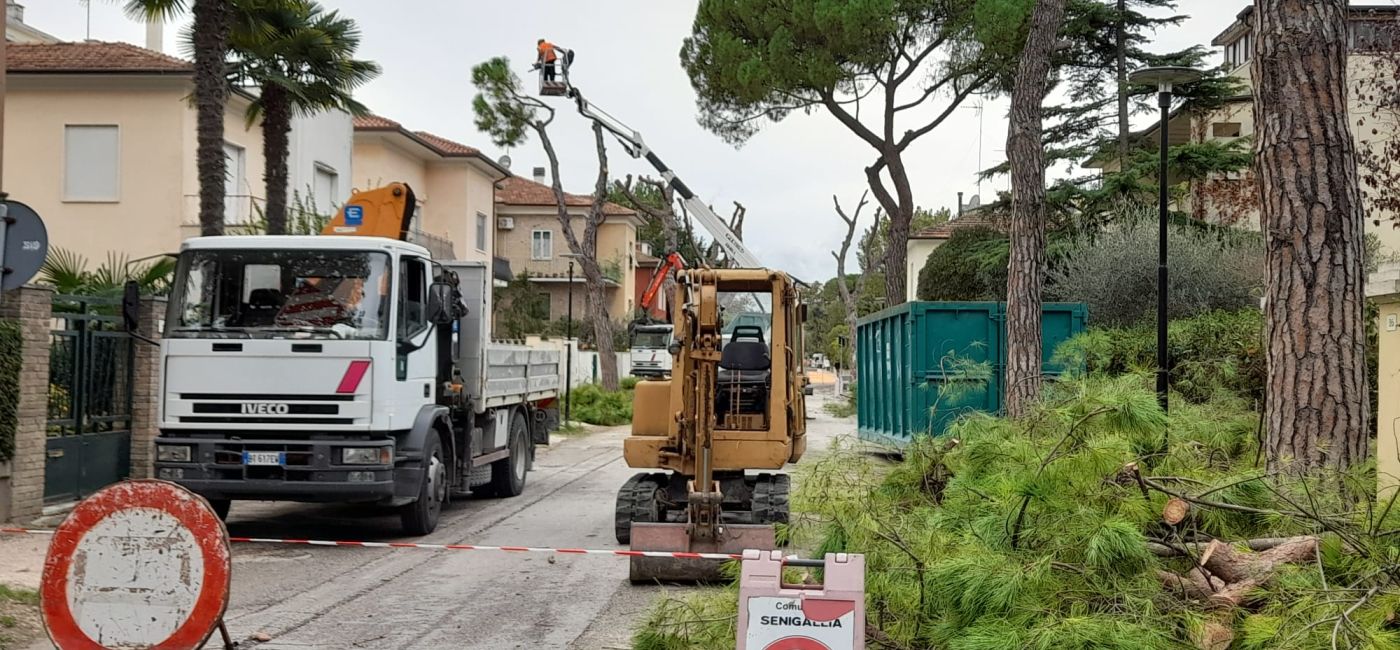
[25,0,1255,281]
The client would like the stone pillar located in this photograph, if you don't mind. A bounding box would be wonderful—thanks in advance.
[1370,263,1400,496]
[0,285,53,521]
[128,296,166,480]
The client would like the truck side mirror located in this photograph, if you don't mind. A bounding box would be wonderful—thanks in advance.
[426,282,456,325]
[797,304,808,323]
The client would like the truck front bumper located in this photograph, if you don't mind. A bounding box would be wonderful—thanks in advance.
[154,434,420,504]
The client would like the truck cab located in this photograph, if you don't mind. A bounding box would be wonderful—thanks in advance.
[629,323,674,378]
[153,235,559,534]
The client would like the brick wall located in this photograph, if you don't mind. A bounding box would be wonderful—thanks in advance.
[0,285,53,521]
[128,297,165,479]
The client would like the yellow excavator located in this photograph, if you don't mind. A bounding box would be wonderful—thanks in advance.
[535,59,809,582]
[619,269,807,582]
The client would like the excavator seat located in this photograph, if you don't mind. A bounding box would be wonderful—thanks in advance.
[718,326,770,420]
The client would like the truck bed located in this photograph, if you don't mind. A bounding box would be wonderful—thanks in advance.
[480,343,561,410]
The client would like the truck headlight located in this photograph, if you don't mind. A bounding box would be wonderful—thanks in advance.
[341,447,390,465]
[157,445,192,462]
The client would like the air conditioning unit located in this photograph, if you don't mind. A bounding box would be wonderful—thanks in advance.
[497,217,515,230]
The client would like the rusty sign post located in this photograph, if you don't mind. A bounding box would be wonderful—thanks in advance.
[40,480,232,650]
[737,550,866,650]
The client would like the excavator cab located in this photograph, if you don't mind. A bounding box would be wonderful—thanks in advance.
[619,269,807,582]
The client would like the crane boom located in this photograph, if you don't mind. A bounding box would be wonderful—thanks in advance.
[571,91,762,269]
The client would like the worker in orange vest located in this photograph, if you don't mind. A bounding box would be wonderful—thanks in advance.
[535,39,573,83]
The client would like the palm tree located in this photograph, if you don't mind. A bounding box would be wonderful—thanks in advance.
[227,0,379,234]
[123,0,231,236]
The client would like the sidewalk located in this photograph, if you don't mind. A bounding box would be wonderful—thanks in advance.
[0,532,46,649]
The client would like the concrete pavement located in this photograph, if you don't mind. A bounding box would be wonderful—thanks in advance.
[16,390,856,649]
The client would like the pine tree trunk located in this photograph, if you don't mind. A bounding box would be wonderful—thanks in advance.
[873,154,915,307]
[261,84,292,235]
[1004,0,1068,419]
[192,0,231,237]
[580,260,620,390]
[1254,0,1369,472]
[1115,0,1131,162]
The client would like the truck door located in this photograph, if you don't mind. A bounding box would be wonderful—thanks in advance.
[396,256,437,407]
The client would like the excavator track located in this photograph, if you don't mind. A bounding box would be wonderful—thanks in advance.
[614,472,665,544]
[751,473,790,525]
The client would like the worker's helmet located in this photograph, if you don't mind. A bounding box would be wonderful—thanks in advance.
[538,38,546,44]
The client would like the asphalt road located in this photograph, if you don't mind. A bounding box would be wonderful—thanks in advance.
[207,388,851,650]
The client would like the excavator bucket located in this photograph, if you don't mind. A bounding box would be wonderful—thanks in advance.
[628,522,776,583]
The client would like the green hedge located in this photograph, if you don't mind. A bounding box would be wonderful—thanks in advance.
[1057,309,1264,404]
[0,321,20,464]
[566,383,634,426]
[1060,306,1383,424]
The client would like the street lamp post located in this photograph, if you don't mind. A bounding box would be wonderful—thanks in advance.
[1128,66,1202,413]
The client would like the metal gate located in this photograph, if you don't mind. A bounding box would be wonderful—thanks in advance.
[46,296,133,503]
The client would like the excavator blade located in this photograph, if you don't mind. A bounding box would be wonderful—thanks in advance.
[628,522,776,583]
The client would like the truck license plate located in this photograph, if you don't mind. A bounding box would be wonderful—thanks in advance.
[243,451,284,466]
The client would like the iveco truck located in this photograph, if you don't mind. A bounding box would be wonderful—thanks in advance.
[151,183,559,534]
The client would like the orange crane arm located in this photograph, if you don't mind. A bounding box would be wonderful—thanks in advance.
[639,252,686,312]
[321,182,417,240]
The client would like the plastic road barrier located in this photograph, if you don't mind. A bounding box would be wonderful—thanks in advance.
[737,550,865,650]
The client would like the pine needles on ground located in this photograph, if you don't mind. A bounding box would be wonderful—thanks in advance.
[632,376,1400,649]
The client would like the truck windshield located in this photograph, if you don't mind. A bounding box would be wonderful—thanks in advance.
[168,249,392,340]
[632,330,671,349]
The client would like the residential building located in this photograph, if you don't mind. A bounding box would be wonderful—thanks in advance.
[905,201,1001,302]
[351,115,510,263]
[1084,4,1400,254]
[5,2,55,43]
[3,8,358,264]
[495,169,643,322]
[3,40,268,264]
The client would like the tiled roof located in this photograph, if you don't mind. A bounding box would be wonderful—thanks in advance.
[7,41,191,74]
[351,114,401,130]
[496,176,636,216]
[353,114,507,176]
[413,131,481,156]
[911,211,1003,239]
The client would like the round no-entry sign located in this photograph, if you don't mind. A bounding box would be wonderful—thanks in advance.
[40,480,231,650]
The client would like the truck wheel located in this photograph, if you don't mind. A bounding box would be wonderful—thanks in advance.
[401,434,447,536]
[485,411,528,498]
[207,499,231,522]
[752,474,790,526]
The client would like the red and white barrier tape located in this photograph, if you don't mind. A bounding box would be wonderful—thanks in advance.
[2,528,744,561]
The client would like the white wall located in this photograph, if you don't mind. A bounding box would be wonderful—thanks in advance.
[288,109,353,216]
[526,338,631,387]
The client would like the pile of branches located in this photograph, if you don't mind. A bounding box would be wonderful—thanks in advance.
[634,376,1400,650]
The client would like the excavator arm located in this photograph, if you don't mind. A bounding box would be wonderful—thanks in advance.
[638,252,686,315]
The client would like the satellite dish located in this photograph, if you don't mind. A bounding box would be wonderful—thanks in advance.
[966,195,981,210]
[497,154,512,170]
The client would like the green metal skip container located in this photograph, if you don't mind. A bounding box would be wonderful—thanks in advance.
[856,302,1087,447]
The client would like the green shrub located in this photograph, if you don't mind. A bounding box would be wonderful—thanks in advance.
[1057,309,1264,404]
[635,378,1398,649]
[0,321,19,464]
[916,226,1009,301]
[1048,219,1263,327]
[620,376,640,390]
[566,383,633,426]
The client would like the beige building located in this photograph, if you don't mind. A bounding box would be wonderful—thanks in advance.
[495,171,642,321]
[1086,4,1400,255]
[3,40,269,264]
[1371,263,1400,493]
[351,115,510,264]
[904,208,1003,302]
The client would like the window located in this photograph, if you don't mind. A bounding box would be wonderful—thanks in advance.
[63,125,120,201]
[1212,122,1242,138]
[476,212,489,252]
[224,142,248,224]
[397,257,428,339]
[531,230,553,260]
[313,164,339,216]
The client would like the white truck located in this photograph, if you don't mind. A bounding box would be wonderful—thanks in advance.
[149,185,559,534]
[629,323,674,378]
